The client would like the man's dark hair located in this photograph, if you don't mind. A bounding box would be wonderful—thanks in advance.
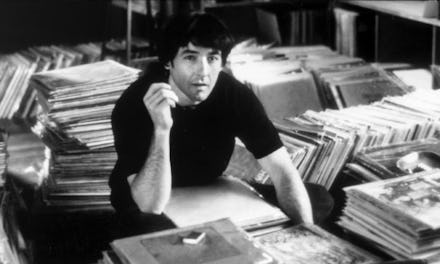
[157,12,234,66]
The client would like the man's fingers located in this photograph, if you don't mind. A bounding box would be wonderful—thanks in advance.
[144,86,179,108]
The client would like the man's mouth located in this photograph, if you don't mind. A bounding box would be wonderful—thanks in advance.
[192,83,208,87]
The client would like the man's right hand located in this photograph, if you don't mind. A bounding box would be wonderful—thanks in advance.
[143,83,179,132]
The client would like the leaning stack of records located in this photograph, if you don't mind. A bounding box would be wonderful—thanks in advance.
[305,55,411,109]
[0,133,7,188]
[253,223,380,264]
[228,43,339,121]
[0,190,31,264]
[339,169,440,261]
[276,89,440,189]
[0,43,102,130]
[224,137,307,185]
[344,138,440,182]
[269,117,357,189]
[29,60,140,210]
[0,54,37,129]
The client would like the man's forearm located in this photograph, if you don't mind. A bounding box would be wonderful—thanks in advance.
[129,130,172,214]
[276,171,314,224]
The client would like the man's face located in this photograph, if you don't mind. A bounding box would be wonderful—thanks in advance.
[168,42,223,106]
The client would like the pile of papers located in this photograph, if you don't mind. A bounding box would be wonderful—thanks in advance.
[29,60,140,210]
[339,169,440,261]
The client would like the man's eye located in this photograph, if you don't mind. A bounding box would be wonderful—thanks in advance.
[184,55,196,61]
[207,56,220,63]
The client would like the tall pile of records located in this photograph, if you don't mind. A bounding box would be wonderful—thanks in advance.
[29,60,140,211]
[0,43,102,131]
[339,169,440,261]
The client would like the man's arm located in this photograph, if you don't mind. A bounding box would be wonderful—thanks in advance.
[128,83,178,214]
[258,146,314,224]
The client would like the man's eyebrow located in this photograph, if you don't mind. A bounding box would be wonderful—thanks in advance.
[180,49,221,55]
[180,49,199,55]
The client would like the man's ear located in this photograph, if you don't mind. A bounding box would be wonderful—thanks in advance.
[164,62,171,70]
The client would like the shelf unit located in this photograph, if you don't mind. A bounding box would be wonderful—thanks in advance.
[109,0,155,65]
[338,0,439,65]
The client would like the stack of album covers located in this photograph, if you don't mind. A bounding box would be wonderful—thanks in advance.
[0,42,102,130]
[109,218,278,264]
[275,89,440,189]
[339,169,440,261]
[0,189,31,264]
[29,60,140,210]
[228,41,340,120]
[0,133,7,188]
[432,64,440,89]
[305,55,412,109]
[253,223,380,264]
[224,137,307,185]
[344,138,440,182]
[0,54,37,129]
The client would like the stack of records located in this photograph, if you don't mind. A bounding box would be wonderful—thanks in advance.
[253,223,380,264]
[339,169,440,261]
[305,55,411,109]
[273,117,357,189]
[345,138,440,182]
[224,137,307,185]
[0,42,102,130]
[0,133,7,188]
[107,218,278,264]
[228,42,339,121]
[432,64,440,89]
[29,60,140,210]
[0,54,37,129]
[0,189,31,264]
[276,89,440,189]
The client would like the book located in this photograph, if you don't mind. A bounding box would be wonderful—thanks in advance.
[111,218,277,264]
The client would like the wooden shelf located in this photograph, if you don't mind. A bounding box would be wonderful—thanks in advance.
[203,0,328,10]
[338,0,439,65]
[339,0,440,27]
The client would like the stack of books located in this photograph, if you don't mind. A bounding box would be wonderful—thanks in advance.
[29,60,140,211]
[339,169,440,261]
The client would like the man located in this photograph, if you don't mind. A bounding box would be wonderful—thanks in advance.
[110,12,314,234]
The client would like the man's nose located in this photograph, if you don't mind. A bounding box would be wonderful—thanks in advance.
[196,58,210,76]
